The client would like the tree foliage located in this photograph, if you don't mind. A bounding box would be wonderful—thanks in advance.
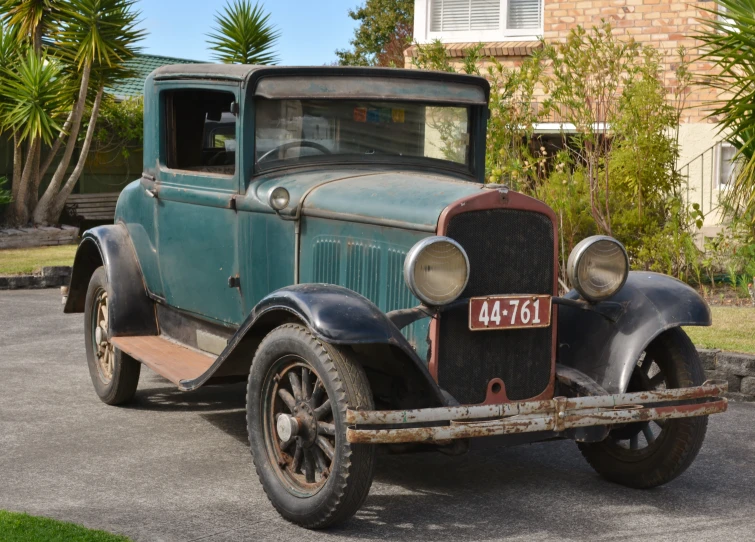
[0,0,144,226]
[90,95,143,159]
[336,0,413,67]
[207,0,279,65]
[698,0,755,234]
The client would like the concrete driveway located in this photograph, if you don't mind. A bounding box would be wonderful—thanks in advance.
[1,289,754,542]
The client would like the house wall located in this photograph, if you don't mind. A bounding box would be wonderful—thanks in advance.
[407,0,728,226]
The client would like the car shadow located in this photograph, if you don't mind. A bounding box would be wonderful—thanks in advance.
[128,377,247,413]
[321,442,739,541]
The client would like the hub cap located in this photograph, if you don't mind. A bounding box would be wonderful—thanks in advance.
[263,358,336,496]
[92,289,114,382]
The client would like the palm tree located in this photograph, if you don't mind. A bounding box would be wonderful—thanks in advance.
[33,0,145,224]
[0,0,60,52]
[207,0,280,65]
[698,0,755,229]
[0,49,69,221]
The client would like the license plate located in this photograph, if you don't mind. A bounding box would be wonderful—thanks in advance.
[469,295,552,331]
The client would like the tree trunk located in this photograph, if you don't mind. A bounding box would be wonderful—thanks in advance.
[33,60,92,225]
[27,143,42,210]
[39,110,74,181]
[10,131,23,202]
[47,85,105,224]
[5,138,39,226]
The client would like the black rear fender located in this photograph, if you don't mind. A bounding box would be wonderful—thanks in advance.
[64,224,157,337]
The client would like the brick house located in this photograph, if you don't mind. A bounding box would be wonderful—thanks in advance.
[406,0,733,229]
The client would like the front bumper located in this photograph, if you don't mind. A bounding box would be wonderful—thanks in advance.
[346,381,728,444]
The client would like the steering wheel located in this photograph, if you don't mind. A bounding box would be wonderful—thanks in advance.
[208,149,229,166]
[257,140,332,163]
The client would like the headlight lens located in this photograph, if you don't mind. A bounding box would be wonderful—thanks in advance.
[567,236,629,302]
[404,237,469,306]
[268,186,290,211]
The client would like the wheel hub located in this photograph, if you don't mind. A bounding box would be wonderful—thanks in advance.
[266,359,336,495]
[92,290,114,381]
[290,401,318,447]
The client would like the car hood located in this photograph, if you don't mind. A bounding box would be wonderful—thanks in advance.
[253,168,482,231]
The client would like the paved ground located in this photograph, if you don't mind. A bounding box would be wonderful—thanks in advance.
[1,289,754,542]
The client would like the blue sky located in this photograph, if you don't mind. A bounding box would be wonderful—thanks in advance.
[138,0,361,65]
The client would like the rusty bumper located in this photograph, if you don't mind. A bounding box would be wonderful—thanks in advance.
[345,380,728,444]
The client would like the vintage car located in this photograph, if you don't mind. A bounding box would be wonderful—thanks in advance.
[63,65,728,529]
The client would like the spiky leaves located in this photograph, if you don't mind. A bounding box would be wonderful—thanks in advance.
[207,0,279,65]
[0,49,68,144]
[0,0,61,50]
[56,0,144,70]
[698,0,755,226]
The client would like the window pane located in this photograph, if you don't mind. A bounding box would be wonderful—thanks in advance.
[164,90,236,176]
[430,0,500,32]
[255,99,471,170]
[719,144,737,187]
[508,0,541,29]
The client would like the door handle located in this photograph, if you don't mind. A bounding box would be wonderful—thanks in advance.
[141,174,158,198]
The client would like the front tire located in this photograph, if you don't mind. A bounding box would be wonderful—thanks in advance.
[247,324,375,529]
[84,267,141,405]
[578,327,708,488]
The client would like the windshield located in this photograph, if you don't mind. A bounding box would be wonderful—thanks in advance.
[254,99,472,172]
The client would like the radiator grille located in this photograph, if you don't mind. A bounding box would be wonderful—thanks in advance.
[438,209,554,403]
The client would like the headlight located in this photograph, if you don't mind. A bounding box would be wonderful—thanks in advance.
[268,186,290,211]
[404,236,469,306]
[567,236,629,302]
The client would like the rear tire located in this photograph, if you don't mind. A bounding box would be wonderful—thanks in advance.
[247,324,375,529]
[84,267,141,405]
[578,328,708,488]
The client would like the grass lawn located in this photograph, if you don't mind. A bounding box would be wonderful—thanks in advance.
[685,306,755,355]
[0,511,130,542]
[0,245,77,275]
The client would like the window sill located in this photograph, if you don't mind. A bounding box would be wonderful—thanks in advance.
[405,40,543,59]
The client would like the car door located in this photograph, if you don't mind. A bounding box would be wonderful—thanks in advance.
[154,82,243,326]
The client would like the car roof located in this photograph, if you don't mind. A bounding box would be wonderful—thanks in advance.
[150,64,490,98]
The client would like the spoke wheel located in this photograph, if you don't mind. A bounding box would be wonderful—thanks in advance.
[263,357,336,496]
[84,267,141,406]
[605,353,667,456]
[247,324,375,529]
[578,328,708,488]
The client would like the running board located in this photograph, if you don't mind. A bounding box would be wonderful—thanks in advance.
[110,336,216,386]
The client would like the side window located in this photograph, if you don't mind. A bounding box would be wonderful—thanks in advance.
[164,89,237,176]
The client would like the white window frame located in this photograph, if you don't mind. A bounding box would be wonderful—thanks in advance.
[414,0,543,44]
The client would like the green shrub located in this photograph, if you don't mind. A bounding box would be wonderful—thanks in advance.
[413,22,701,284]
[0,176,11,205]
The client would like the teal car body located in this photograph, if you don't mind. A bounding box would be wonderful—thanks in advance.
[64,64,716,403]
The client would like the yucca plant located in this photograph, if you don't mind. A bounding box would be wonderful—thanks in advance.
[0,0,143,226]
[207,0,279,65]
[1,49,67,142]
[0,48,68,222]
[32,0,144,224]
[0,0,60,51]
[698,0,755,231]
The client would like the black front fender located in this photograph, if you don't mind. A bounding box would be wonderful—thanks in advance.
[64,224,157,337]
[180,284,446,407]
[557,272,711,394]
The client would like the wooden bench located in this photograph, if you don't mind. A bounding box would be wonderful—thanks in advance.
[64,192,120,224]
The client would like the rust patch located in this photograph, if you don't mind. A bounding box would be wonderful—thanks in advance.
[345,382,729,444]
